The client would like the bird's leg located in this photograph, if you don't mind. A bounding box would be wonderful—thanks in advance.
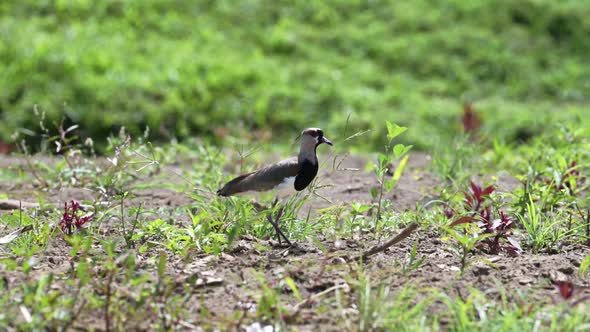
[265,201,292,246]
[271,197,279,209]
[251,197,280,212]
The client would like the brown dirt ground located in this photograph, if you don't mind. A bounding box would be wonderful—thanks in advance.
[1,153,589,330]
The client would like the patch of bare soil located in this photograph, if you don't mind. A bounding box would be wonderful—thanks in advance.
[312,153,439,211]
[1,153,589,330]
[1,153,435,211]
[171,231,589,330]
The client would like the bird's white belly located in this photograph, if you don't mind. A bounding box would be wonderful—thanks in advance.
[274,176,296,193]
[236,176,296,198]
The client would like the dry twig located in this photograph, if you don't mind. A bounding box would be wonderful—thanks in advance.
[346,223,419,262]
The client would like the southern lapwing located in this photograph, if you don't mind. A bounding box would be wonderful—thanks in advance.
[217,128,333,245]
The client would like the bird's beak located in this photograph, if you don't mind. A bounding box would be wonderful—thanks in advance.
[321,136,333,146]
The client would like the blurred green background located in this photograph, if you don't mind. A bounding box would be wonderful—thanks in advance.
[1,0,589,151]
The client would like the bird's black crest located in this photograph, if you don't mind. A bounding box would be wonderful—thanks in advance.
[294,159,318,191]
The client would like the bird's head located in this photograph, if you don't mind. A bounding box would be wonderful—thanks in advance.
[299,128,333,149]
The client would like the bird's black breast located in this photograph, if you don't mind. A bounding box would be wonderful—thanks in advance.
[294,159,318,191]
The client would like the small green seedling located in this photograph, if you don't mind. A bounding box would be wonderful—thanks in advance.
[370,121,412,227]
[444,225,494,275]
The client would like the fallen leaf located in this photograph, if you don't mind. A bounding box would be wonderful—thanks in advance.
[0,225,33,245]
[195,277,223,287]
[20,305,32,323]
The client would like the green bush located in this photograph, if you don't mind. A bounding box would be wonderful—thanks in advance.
[1,0,589,150]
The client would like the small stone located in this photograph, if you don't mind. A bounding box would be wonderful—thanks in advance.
[221,253,235,262]
[273,267,285,277]
[246,322,273,332]
[519,277,534,285]
[488,256,502,263]
[550,270,568,282]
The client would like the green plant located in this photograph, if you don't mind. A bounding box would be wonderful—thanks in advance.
[580,253,590,277]
[370,121,412,225]
[517,195,579,252]
[346,270,434,331]
[345,203,372,235]
[400,242,425,276]
[252,272,287,327]
[4,1,590,151]
[431,135,476,183]
[444,225,495,275]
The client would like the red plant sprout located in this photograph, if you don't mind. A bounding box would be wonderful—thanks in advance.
[562,161,583,190]
[59,200,93,235]
[479,211,522,257]
[462,102,481,135]
[551,280,590,306]
[554,280,575,300]
[546,161,584,192]
[444,206,456,219]
[464,181,495,212]
[449,181,521,256]
[0,140,14,154]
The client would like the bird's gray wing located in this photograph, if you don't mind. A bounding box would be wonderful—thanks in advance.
[217,158,299,196]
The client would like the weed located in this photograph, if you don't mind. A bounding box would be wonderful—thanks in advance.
[444,225,494,275]
[462,102,481,135]
[430,135,477,183]
[370,121,412,226]
[399,242,426,276]
[580,253,590,277]
[59,200,93,236]
[448,181,521,256]
[517,195,580,253]
[253,272,287,327]
[345,270,434,331]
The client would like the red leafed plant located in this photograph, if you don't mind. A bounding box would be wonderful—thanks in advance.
[554,280,575,300]
[464,181,495,212]
[0,140,14,154]
[448,181,521,256]
[544,161,584,192]
[551,280,590,307]
[462,102,481,135]
[560,161,583,191]
[59,200,93,235]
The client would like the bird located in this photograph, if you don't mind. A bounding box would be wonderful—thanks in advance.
[217,128,333,245]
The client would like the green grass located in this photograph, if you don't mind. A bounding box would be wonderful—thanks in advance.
[1,119,589,330]
[2,1,590,330]
[2,0,590,150]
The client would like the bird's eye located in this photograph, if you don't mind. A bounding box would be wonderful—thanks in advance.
[309,131,318,137]
[317,130,323,137]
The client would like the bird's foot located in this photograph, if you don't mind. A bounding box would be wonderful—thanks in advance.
[269,242,311,258]
[266,206,292,246]
[251,201,266,212]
